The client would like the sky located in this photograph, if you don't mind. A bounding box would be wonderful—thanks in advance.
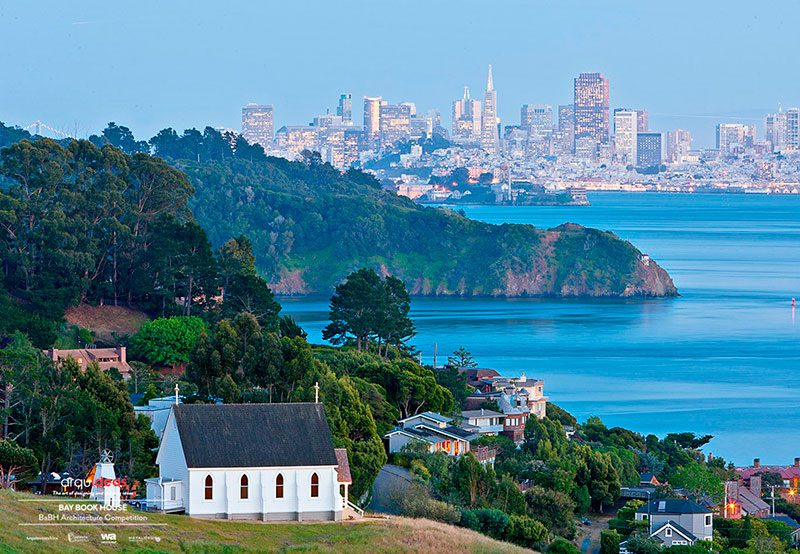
[1,0,797,148]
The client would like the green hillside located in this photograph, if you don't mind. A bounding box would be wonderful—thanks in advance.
[182,156,677,297]
[0,491,532,554]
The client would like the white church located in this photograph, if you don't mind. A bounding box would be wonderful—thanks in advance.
[145,402,352,521]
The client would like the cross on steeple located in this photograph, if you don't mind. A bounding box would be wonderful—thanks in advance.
[174,383,180,405]
[314,382,320,404]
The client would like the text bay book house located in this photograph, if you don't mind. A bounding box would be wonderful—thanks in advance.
[146,403,352,521]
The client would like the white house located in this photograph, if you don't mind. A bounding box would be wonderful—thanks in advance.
[145,403,350,521]
[459,409,505,436]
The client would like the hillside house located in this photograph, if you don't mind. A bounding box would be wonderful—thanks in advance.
[385,412,478,457]
[723,477,770,518]
[459,409,504,436]
[145,403,351,521]
[46,346,132,378]
[634,499,714,546]
[737,458,800,504]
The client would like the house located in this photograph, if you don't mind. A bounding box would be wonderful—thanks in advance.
[134,395,183,440]
[737,458,800,504]
[635,499,714,546]
[761,515,800,546]
[385,412,479,457]
[462,368,501,387]
[463,372,548,426]
[640,473,661,487]
[723,477,770,518]
[145,403,351,521]
[45,346,132,378]
[459,409,505,436]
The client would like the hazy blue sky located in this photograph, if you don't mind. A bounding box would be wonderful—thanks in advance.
[1,0,795,147]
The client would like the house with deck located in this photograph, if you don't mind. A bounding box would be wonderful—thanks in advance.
[459,409,505,436]
[385,412,479,457]
[45,346,132,378]
[145,403,353,520]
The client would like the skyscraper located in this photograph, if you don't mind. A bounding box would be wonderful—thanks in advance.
[452,86,482,142]
[613,110,638,165]
[379,102,412,148]
[556,104,575,155]
[785,108,800,149]
[765,112,786,152]
[665,129,692,163]
[363,96,384,149]
[636,132,662,167]
[573,72,610,159]
[241,103,274,147]
[521,104,553,139]
[337,94,352,125]
[480,65,500,155]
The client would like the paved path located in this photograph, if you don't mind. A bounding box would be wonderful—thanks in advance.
[369,464,412,514]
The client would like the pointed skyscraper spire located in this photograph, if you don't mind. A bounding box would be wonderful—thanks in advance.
[463,85,470,100]
[486,64,494,92]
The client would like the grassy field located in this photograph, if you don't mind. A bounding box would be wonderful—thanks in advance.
[64,304,149,344]
[0,491,532,553]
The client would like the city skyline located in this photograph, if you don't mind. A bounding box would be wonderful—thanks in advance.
[1,1,798,148]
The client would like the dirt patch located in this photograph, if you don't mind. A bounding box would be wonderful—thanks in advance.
[65,304,149,343]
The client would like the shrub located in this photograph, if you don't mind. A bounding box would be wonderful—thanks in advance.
[396,483,460,525]
[601,529,621,554]
[507,514,548,548]
[547,537,581,554]
[461,508,510,540]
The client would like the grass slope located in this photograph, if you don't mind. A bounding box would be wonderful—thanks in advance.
[0,491,531,553]
[64,305,150,344]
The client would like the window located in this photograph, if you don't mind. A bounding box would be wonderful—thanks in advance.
[310,472,319,498]
[705,515,712,526]
[276,474,284,498]
[665,528,672,537]
[170,486,176,501]
[240,474,249,500]
[204,475,213,500]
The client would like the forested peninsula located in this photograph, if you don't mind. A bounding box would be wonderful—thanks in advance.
[0,122,678,300]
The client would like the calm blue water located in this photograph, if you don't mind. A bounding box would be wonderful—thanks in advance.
[281,193,800,465]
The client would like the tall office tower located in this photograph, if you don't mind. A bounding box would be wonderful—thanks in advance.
[452,87,482,141]
[636,132,663,167]
[363,96,384,149]
[613,110,638,165]
[765,112,787,152]
[337,94,353,124]
[274,125,319,156]
[557,104,575,154]
[637,110,649,132]
[785,108,800,149]
[521,104,553,138]
[573,72,610,159]
[716,123,756,155]
[480,65,500,154]
[665,129,692,163]
[342,128,364,168]
[379,103,412,148]
[241,103,274,147]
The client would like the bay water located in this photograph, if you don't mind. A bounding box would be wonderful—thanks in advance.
[281,193,800,465]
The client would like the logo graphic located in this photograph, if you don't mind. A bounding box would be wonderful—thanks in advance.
[67,532,89,543]
[100,532,117,544]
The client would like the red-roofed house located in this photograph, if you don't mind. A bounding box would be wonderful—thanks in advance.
[736,458,800,504]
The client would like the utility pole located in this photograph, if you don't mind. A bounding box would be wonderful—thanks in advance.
[769,485,777,516]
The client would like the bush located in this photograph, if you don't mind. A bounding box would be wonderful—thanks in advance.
[460,508,510,539]
[547,537,581,554]
[130,316,206,367]
[410,459,431,483]
[601,529,621,554]
[507,514,548,548]
[396,483,460,525]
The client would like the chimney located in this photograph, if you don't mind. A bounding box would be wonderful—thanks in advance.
[750,475,762,498]
[754,458,760,469]
[708,452,714,462]
[48,348,57,361]
[481,408,485,415]
[794,457,800,468]
[117,346,127,364]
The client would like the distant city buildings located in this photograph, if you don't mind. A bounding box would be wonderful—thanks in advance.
[236,75,800,193]
[480,65,500,155]
[452,86,482,142]
[637,132,663,167]
[573,72,610,159]
[241,103,274,148]
[716,123,755,156]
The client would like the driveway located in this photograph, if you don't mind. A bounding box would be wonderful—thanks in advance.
[369,464,412,514]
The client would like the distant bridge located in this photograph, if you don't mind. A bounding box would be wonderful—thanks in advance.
[22,120,74,139]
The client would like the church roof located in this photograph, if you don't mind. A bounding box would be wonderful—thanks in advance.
[173,403,338,469]
[335,448,352,484]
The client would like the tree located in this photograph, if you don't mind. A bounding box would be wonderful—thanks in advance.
[670,461,724,503]
[507,514,548,548]
[601,529,622,554]
[130,316,206,368]
[0,439,37,489]
[447,346,477,368]
[547,538,581,554]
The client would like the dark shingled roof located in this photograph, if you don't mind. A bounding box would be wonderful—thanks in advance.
[173,403,338,468]
[637,499,712,515]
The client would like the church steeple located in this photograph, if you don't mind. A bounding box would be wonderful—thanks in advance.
[486,64,494,92]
